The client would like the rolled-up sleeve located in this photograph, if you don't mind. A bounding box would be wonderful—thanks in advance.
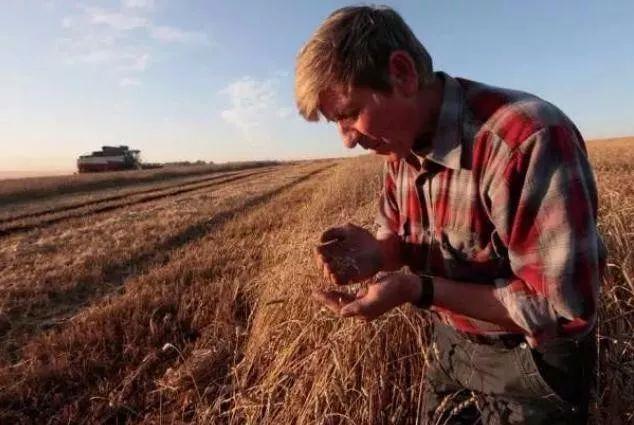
[487,126,604,347]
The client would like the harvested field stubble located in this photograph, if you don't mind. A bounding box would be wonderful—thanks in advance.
[587,138,634,424]
[0,160,282,206]
[0,161,334,423]
[0,138,632,424]
[0,164,318,360]
[0,167,276,228]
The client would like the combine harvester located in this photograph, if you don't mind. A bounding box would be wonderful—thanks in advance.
[77,145,142,173]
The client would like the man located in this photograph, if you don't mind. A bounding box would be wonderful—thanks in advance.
[295,5,605,425]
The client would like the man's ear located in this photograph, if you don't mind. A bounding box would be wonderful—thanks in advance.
[388,50,419,96]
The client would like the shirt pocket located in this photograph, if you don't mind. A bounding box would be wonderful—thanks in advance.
[435,227,510,282]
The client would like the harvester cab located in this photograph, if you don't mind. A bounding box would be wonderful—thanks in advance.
[77,145,142,173]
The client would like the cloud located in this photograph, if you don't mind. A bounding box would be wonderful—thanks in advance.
[75,49,116,64]
[220,77,294,143]
[121,53,150,71]
[84,7,207,44]
[57,32,149,72]
[57,4,210,82]
[61,16,74,29]
[85,7,147,31]
[71,6,208,44]
[276,107,293,118]
[43,0,56,11]
[149,25,208,44]
[122,0,155,9]
[119,77,141,87]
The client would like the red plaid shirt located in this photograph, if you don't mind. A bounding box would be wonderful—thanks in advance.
[376,72,606,347]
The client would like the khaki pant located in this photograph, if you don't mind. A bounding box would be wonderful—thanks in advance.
[422,321,596,424]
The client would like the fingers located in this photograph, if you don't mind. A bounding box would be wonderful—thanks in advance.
[312,287,377,322]
[315,224,365,285]
[312,290,356,315]
[314,251,341,285]
[355,286,369,299]
[340,298,372,320]
[340,282,390,321]
[315,238,347,259]
[339,301,359,317]
[323,262,337,285]
[314,246,353,285]
[319,226,347,243]
[319,222,360,244]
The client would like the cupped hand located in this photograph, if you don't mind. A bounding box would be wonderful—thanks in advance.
[312,272,421,321]
[315,223,383,285]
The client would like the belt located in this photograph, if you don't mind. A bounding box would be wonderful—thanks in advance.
[459,331,527,349]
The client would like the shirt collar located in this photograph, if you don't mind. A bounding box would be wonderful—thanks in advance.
[411,71,465,171]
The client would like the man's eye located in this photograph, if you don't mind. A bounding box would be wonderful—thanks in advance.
[338,110,358,122]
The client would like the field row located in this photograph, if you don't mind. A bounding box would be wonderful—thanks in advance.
[0,162,330,363]
[0,167,277,236]
[0,161,281,205]
[0,158,353,423]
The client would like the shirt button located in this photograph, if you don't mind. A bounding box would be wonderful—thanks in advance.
[519,342,528,349]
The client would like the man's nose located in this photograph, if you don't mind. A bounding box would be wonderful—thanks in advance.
[338,122,359,149]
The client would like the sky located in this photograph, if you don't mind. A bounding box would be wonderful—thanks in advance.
[1,0,633,173]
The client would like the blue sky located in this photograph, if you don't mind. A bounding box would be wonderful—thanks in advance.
[1,0,633,172]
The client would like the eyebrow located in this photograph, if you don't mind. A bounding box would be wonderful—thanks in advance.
[333,102,357,120]
[320,105,346,122]
[320,96,355,122]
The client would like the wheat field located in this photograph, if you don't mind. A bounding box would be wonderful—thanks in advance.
[0,138,631,424]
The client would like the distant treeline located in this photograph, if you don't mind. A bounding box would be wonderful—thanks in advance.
[0,160,283,206]
[141,160,210,169]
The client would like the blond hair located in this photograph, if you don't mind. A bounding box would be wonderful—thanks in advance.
[295,5,434,121]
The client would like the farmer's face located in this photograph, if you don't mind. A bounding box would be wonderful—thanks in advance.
[319,84,420,162]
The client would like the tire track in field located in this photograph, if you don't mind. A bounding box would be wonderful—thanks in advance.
[0,168,258,222]
[0,163,335,359]
[0,167,277,237]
